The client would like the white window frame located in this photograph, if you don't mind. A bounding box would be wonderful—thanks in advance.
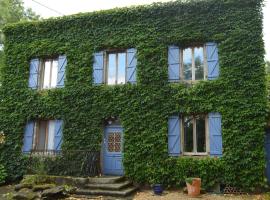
[180,46,208,83]
[38,58,58,90]
[104,50,128,85]
[181,115,209,156]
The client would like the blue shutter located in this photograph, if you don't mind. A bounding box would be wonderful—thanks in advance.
[127,48,137,84]
[209,113,222,157]
[23,121,34,153]
[54,120,63,151]
[93,52,104,85]
[28,59,39,89]
[168,116,181,156]
[206,42,219,80]
[57,55,67,88]
[168,46,180,82]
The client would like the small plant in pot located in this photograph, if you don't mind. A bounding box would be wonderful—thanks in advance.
[185,177,201,197]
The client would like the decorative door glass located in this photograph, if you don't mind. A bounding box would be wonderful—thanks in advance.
[108,132,121,152]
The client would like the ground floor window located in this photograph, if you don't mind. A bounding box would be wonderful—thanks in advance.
[33,120,55,151]
[23,119,63,153]
[183,115,207,155]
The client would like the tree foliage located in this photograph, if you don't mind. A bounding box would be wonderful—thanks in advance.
[0,0,267,191]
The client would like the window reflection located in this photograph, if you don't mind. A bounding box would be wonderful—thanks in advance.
[195,47,204,80]
[183,48,192,80]
[196,115,206,152]
[117,53,126,84]
[108,54,117,85]
[184,116,193,152]
[43,61,51,88]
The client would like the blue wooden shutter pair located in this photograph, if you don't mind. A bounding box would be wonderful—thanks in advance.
[29,55,67,88]
[168,43,219,81]
[23,120,63,152]
[209,113,222,157]
[168,116,181,156]
[168,113,222,157]
[57,55,67,88]
[28,59,40,89]
[93,48,137,85]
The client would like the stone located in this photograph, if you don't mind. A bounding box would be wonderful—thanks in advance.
[32,184,55,192]
[41,186,68,198]
[13,188,38,200]
[14,184,33,191]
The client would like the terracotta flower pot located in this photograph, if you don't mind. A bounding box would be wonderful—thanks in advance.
[186,178,201,197]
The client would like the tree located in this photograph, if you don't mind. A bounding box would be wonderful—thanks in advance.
[267,60,270,73]
[0,0,40,80]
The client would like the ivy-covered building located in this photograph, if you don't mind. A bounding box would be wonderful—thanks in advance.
[0,0,267,191]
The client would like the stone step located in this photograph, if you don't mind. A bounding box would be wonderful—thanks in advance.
[88,176,125,184]
[74,186,138,197]
[85,180,132,190]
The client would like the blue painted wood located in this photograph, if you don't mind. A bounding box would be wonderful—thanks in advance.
[23,121,34,153]
[209,113,222,157]
[168,116,181,156]
[54,120,63,151]
[265,128,270,184]
[57,55,67,88]
[28,59,39,89]
[93,52,104,85]
[126,48,137,84]
[206,42,219,80]
[168,46,180,82]
[103,126,124,176]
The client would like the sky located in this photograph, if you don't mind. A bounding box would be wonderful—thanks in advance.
[23,0,270,60]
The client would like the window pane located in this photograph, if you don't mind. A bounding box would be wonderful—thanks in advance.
[36,121,47,150]
[107,54,116,85]
[195,47,204,80]
[43,60,51,88]
[51,60,58,88]
[47,120,55,150]
[184,116,193,152]
[117,53,126,84]
[183,48,192,80]
[196,115,206,152]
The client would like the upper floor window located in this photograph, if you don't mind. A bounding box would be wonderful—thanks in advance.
[93,48,137,85]
[28,55,67,89]
[168,42,219,82]
[23,120,63,153]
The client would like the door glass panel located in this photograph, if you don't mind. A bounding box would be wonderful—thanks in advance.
[107,132,121,152]
[36,121,47,150]
[51,60,58,88]
[196,115,206,152]
[183,48,192,80]
[43,60,51,88]
[184,116,193,152]
[195,47,204,80]
[108,54,116,85]
[117,53,126,84]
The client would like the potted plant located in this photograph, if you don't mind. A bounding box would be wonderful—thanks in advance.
[185,177,201,197]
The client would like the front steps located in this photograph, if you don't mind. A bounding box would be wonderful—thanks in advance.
[74,176,138,198]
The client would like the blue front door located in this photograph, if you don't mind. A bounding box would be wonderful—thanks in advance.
[103,126,124,175]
